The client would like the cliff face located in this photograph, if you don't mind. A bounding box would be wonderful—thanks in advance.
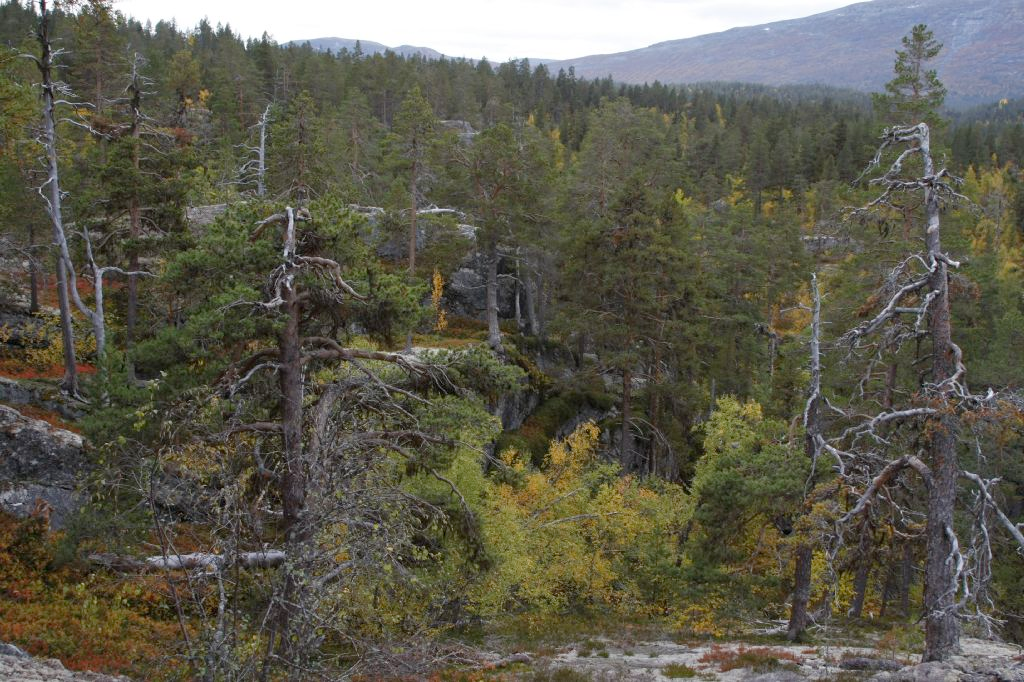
[544,0,1024,106]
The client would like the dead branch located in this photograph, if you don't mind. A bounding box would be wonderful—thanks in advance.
[839,454,933,525]
[961,471,1024,553]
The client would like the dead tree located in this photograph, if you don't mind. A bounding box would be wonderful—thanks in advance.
[30,0,78,394]
[787,273,822,641]
[27,0,148,389]
[828,123,1024,661]
[238,103,271,197]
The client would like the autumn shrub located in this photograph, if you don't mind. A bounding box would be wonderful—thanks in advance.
[0,512,183,678]
[470,423,690,618]
[699,645,801,673]
[0,313,96,378]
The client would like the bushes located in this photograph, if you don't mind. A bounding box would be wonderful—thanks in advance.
[0,512,183,678]
[471,423,690,617]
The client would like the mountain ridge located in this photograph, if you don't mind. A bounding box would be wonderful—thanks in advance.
[293,0,1024,106]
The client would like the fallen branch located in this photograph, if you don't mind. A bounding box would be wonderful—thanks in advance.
[89,550,287,572]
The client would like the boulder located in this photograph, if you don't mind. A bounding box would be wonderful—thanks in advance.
[0,403,86,528]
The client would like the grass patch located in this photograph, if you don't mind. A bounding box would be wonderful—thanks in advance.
[661,663,698,678]
[526,667,593,681]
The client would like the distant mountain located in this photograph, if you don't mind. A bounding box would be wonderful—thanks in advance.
[543,0,1024,107]
[293,0,1024,107]
[289,37,444,61]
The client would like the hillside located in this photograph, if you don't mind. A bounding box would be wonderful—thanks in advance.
[295,0,1024,107]
[544,0,1024,106]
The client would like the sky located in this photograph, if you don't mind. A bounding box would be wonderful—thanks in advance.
[114,0,861,62]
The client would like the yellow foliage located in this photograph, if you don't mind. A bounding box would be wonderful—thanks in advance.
[677,593,729,638]
[431,268,447,332]
[471,423,689,616]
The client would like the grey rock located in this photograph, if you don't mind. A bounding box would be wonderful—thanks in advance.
[745,672,806,681]
[0,483,82,529]
[0,642,29,658]
[0,652,130,680]
[185,203,229,228]
[842,657,904,672]
[0,404,87,528]
[492,384,540,432]
[443,254,518,322]
[0,376,84,420]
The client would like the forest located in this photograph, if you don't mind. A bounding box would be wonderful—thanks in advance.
[0,1,1023,679]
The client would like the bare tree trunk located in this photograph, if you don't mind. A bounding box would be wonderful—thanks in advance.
[788,273,822,641]
[54,255,77,393]
[37,1,78,395]
[257,105,268,197]
[921,126,961,663]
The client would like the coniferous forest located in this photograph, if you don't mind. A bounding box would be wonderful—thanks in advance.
[1,2,1023,679]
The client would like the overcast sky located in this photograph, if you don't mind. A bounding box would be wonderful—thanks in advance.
[114,0,861,62]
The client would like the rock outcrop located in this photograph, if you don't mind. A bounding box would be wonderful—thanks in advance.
[0,403,86,528]
[0,652,129,682]
[870,638,1024,681]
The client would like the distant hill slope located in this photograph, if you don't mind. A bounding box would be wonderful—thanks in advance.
[293,0,1024,106]
[544,0,1024,106]
[288,37,444,60]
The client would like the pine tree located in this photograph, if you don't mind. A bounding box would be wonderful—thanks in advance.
[873,24,947,128]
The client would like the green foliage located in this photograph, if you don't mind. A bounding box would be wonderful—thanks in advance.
[873,24,947,128]
[689,398,807,567]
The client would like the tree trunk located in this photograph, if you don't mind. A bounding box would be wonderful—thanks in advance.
[54,255,78,394]
[921,124,961,662]
[900,540,914,617]
[28,223,39,314]
[621,368,635,469]
[513,257,522,331]
[787,544,813,641]
[788,273,822,641]
[849,520,874,619]
[38,2,78,395]
[405,162,418,352]
[279,211,306,542]
[126,66,143,361]
[524,267,540,337]
[486,240,501,350]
